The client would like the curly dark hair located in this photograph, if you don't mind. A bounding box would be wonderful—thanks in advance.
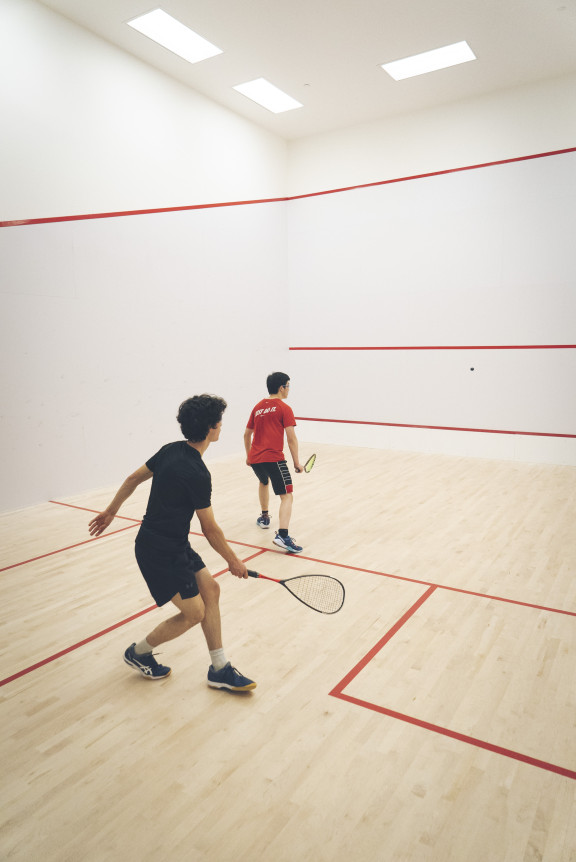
[177,394,227,442]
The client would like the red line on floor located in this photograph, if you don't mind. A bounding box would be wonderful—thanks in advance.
[331,691,576,781]
[50,500,272,551]
[0,547,268,687]
[288,553,576,618]
[4,501,573,619]
[329,585,576,779]
[330,586,437,695]
[0,523,139,572]
[49,499,142,522]
[0,605,156,687]
[2,501,573,687]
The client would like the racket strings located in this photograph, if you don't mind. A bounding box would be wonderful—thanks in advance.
[283,575,344,614]
[304,454,316,473]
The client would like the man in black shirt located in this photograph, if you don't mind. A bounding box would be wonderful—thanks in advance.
[88,394,255,691]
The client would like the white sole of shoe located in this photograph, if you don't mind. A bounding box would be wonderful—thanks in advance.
[273,538,302,554]
[207,680,257,691]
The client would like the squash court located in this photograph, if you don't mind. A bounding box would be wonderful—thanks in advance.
[1,441,575,862]
[3,2,576,860]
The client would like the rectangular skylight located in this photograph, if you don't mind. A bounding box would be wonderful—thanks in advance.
[382,41,476,81]
[233,78,303,113]
[127,9,222,64]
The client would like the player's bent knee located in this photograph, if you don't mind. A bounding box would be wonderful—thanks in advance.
[196,568,220,604]
[182,604,204,627]
[172,593,205,627]
[202,577,220,604]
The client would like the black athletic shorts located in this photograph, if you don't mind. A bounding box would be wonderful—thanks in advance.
[135,535,205,606]
[250,460,293,495]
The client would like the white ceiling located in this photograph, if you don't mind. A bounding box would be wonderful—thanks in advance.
[38,0,576,140]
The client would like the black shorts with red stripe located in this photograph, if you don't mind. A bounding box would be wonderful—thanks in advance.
[250,460,293,495]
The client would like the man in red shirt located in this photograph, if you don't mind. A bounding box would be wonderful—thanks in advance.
[244,372,304,554]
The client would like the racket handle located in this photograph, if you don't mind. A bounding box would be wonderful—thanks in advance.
[246,570,278,583]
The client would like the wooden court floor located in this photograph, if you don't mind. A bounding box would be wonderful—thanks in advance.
[1,443,575,862]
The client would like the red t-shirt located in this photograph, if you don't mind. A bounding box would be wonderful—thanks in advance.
[246,398,296,463]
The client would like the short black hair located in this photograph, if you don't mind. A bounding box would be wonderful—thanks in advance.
[266,372,290,395]
[177,394,227,442]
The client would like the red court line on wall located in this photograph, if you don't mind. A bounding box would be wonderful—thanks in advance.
[285,147,576,203]
[329,586,576,780]
[2,147,574,228]
[296,416,576,439]
[290,344,576,350]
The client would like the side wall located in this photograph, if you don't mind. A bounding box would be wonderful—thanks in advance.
[0,202,288,512]
[0,0,288,511]
[0,0,287,221]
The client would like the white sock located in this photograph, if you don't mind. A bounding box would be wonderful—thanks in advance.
[134,637,154,655]
[209,648,228,670]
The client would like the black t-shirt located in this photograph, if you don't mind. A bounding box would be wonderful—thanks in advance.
[138,441,212,549]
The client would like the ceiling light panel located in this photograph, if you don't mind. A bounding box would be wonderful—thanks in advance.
[382,41,476,81]
[233,79,303,113]
[127,9,222,64]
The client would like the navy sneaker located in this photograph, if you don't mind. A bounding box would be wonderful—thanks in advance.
[124,643,171,679]
[273,532,303,554]
[256,514,271,529]
[207,662,256,691]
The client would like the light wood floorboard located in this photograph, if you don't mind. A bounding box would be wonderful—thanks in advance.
[1,443,575,861]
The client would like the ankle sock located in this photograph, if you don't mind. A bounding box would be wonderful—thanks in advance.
[134,637,154,655]
[278,528,288,538]
[210,648,228,671]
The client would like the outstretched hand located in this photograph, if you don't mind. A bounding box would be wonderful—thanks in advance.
[88,511,115,537]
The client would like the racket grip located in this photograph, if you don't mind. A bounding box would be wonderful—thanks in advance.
[247,570,260,578]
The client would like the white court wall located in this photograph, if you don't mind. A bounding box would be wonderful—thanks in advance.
[0,0,288,512]
[286,76,576,464]
[1,0,575,514]
[0,205,288,512]
[286,150,576,464]
[287,73,576,197]
[0,0,287,222]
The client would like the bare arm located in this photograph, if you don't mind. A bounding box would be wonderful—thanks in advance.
[244,427,253,464]
[196,506,248,579]
[286,425,304,473]
[88,465,153,537]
